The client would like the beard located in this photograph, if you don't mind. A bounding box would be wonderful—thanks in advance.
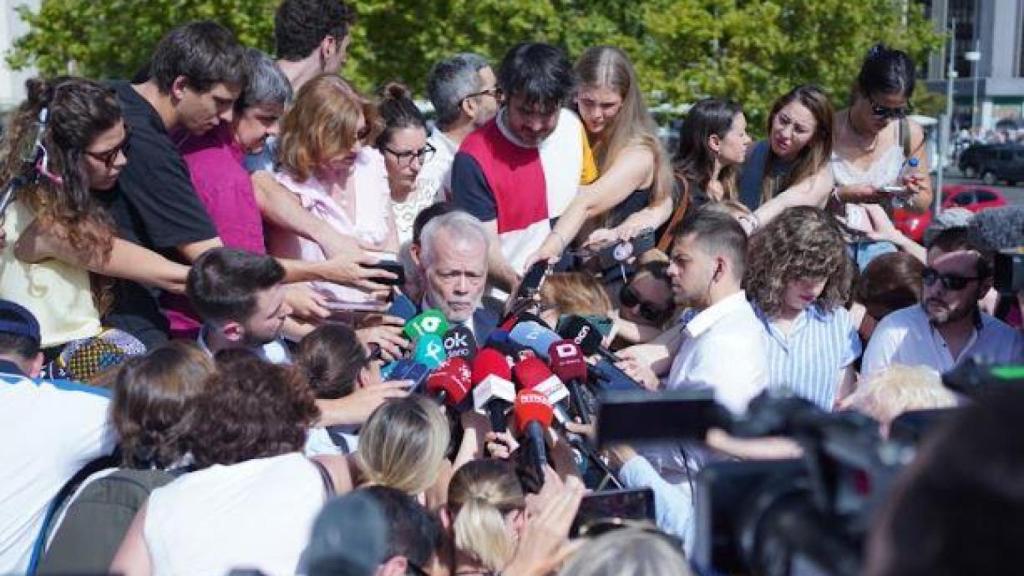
[924,297,974,326]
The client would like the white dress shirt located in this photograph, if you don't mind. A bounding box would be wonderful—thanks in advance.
[861,304,1024,377]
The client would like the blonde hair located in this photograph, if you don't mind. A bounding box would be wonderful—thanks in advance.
[277,74,381,182]
[539,272,613,318]
[358,395,450,495]
[559,528,693,576]
[841,365,957,432]
[447,460,525,571]
[575,47,673,207]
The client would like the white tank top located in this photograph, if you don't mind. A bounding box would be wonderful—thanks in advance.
[144,452,326,576]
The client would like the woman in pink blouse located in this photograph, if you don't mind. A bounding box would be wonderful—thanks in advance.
[268,74,399,310]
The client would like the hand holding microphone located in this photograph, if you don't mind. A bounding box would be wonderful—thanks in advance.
[425,357,472,408]
[514,389,554,482]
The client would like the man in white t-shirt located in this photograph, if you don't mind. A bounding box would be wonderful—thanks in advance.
[863,227,1024,377]
[0,300,114,574]
[188,248,293,364]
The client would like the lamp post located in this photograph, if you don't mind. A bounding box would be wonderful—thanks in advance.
[965,46,981,133]
[936,18,956,215]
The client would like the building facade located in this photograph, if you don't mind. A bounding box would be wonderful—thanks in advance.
[0,0,41,112]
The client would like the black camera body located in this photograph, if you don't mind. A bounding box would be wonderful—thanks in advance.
[994,249,1024,293]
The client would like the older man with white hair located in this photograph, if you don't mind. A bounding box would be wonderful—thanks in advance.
[413,210,499,342]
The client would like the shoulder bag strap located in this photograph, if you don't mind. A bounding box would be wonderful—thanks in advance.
[656,176,691,253]
[310,458,337,501]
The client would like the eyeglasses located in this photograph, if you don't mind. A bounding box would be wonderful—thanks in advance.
[922,267,981,291]
[84,127,131,169]
[383,142,435,166]
[866,94,910,120]
[463,86,502,103]
[620,284,667,323]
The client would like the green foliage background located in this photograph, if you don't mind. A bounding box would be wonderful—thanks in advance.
[6,0,944,136]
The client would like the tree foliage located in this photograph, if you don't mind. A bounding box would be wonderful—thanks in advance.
[7,0,942,136]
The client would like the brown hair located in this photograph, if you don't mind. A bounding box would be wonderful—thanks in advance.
[539,272,613,317]
[745,207,854,317]
[295,323,369,400]
[857,252,924,319]
[112,341,215,469]
[575,46,672,207]
[674,98,744,202]
[277,74,381,182]
[760,85,834,205]
[190,350,319,468]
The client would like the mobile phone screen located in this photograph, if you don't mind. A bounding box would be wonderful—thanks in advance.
[570,488,655,537]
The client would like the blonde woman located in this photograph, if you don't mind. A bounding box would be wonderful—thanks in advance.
[558,527,692,576]
[530,46,673,264]
[443,459,527,575]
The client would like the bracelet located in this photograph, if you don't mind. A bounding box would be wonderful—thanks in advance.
[551,229,568,252]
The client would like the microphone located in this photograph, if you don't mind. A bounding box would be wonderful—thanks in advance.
[471,348,516,433]
[499,311,548,332]
[514,389,553,481]
[425,358,472,408]
[485,330,532,361]
[513,357,572,425]
[557,315,642,391]
[404,309,448,341]
[548,340,591,424]
[508,321,562,361]
[412,333,446,369]
[967,206,1024,252]
[442,325,478,361]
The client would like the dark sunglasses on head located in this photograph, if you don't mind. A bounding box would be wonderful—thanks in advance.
[867,94,910,120]
[922,267,980,291]
[84,126,131,169]
[620,284,666,323]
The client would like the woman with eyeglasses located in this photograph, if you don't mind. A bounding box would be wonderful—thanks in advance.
[831,44,933,270]
[0,77,186,364]
[745,207,860,410]
[529,46,673,264]
[267,74,400,310]
[375,83,437,247]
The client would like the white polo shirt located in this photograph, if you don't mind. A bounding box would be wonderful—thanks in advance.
[861,304,1024,377]
[666,290,768,414]
[0,364,114,574]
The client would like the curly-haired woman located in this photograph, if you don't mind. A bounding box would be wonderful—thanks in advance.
[110,351,348,576]
[745,206,861,409]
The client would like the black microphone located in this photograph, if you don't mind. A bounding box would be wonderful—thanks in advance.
[557,315,642,391]
[443,325,478,361]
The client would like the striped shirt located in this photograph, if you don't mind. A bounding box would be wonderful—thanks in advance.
[754,303,862,410]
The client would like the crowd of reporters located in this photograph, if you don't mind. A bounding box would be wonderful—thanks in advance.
[2,0,1024,574]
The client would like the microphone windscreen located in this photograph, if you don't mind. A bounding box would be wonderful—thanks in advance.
[512,356,553,391]
[513,389,553,435]
[426,358,472,404]
[470,348,512,384]
[968,206,1024,252]
[404,309,449,341]
[412,333,446,369]
[509,321,561,360]
[556,315,604,356]
[443,326,478,361]
[548,340,588,382]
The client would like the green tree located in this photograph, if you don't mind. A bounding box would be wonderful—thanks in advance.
[7,0,942,136]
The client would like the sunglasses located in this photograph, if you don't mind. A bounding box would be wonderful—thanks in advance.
[866,94,910,120]
[922,267,980,291]
[620,284,666,323]
[84,127,131,169]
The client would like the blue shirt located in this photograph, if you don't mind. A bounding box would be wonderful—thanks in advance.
[754,303,862,410]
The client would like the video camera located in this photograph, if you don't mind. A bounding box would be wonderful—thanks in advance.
[596,389,920,576]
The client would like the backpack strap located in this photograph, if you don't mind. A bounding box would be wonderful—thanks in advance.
[310,458,337,501]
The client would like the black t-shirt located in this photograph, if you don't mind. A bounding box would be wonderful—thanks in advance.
[98,81,217,348]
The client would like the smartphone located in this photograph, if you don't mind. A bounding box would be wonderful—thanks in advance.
[880,186,908,195]
[366,259,406,286]
[514,260,551,301]
[570,488,655,537]
[386,292,419,322]
[385,360,430,393]
[596,388,728,446]
[595,228,656,270]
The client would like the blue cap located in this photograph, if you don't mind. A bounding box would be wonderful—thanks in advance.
[0,300,40,346]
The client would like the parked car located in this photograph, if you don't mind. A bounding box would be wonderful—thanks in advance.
[892,185,1007,243]
[957,143,1024,185]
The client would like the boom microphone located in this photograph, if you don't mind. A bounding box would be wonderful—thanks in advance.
[513,389,553,481]
[425,358,472,408]
[471,348,516,433]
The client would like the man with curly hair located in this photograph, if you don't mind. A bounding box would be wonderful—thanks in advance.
[746,207,861,410]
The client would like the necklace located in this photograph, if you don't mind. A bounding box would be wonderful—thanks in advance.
[846,109,878,152]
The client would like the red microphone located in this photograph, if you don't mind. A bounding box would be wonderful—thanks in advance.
[471,348,516,433]
[425,358,472,407]
[548,340,591,424]
[511,356,552,390]
[514,389,553,479]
